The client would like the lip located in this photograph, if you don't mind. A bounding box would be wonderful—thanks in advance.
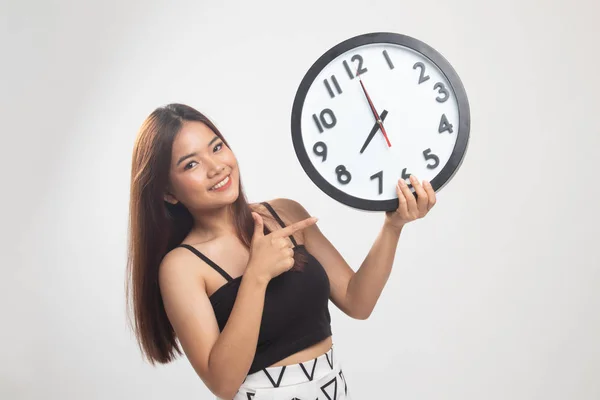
[210,175,232,192]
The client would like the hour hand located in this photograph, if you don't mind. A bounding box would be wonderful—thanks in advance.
[360,109,388,154]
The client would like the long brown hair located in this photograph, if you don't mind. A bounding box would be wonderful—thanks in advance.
[125,103,306,365]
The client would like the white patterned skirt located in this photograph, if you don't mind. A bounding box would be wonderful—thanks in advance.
[225,344,351,400]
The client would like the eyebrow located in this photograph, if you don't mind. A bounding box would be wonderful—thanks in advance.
[176,136,221,166]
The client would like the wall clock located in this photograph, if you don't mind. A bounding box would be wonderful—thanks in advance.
[291,32,470,211]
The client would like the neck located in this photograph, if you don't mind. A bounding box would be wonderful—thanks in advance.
[189,203,237,240]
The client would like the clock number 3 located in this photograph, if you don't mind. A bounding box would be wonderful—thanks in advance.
[313,108,337,133]
[434,82,450,103]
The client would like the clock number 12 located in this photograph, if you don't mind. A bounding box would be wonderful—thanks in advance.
[343,54,368,79]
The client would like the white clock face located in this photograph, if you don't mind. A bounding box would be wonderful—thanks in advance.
[291,33,469,211]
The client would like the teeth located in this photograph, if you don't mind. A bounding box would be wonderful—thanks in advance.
[211,175,230,190]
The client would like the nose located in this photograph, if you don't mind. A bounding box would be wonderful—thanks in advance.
[206,159,225,178]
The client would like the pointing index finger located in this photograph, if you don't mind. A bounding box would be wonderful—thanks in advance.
[272,216,319,238]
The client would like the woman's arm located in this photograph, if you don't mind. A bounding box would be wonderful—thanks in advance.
[347,177,436,318]
[273,178,435,320]
[159,250,269,399]
[344,221,402,319]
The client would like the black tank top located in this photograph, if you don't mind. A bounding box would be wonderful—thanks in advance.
[177,202,332,375]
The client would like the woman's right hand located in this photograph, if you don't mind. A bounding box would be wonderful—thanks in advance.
[247,212,318,282]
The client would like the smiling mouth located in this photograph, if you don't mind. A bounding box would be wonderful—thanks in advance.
[209,175,231,191]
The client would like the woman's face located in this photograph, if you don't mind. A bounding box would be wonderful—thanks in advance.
[164,121,240,211]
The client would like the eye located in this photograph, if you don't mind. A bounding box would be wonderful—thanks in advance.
[184,161,198,170]
[213,142,224,152]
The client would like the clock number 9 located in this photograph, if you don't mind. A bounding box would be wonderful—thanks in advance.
[312,108,337,133]
[313,141,327,162]
[335,165,352,185]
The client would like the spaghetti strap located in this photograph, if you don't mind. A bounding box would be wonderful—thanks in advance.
[260,201,299,247]
[177,244,234,282]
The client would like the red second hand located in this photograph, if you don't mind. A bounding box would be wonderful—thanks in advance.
[357,72,392,147]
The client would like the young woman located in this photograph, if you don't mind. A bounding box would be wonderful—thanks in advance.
[126,103,436,399]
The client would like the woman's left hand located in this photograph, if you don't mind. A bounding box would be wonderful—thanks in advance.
[385,175,437,230]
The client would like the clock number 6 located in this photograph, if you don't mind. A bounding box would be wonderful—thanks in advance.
[336,165,352,184]
[401,168,413,189]
[313,108,337,133]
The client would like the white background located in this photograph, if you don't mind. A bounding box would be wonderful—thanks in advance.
[2,0,599,399]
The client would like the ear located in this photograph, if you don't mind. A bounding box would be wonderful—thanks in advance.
[164,192,179,205]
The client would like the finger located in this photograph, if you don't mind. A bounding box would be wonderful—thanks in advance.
[396,181,409,217]
[404,176,419,212]
[278,257,295,270]
[273,216,318,238]
[270,236,293,249]
[423,180,437,210]
[399,178,417,216]
[251,212,264,238]
[271,237,288,249]
[410,175,429,216]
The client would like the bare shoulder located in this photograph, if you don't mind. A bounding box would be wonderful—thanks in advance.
[158,247,206,306]
[159,241,225,289]
[158,247,209,303]
[159,246,206,294]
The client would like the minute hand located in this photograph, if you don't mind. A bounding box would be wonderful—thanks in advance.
[360,110,388,154]
[358,77,392,147]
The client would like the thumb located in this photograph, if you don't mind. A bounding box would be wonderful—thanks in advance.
[251,212,264,238]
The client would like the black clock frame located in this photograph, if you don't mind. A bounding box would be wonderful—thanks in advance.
[291,32,470,211]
